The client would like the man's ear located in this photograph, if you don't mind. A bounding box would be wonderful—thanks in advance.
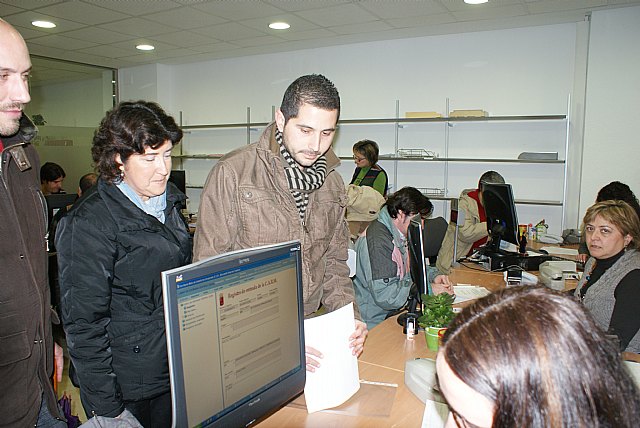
[275,108,285,132]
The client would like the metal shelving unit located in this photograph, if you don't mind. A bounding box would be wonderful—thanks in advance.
[174,100,570,228]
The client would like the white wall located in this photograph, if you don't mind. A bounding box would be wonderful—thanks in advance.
[121,24,580,231]
[26,70,113,192]
[579,6,640,221]
[27,76,108,127]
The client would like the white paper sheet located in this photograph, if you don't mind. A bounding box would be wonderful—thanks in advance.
[453,285,490,303]
[303,303,360,413]
[421,399,449,428]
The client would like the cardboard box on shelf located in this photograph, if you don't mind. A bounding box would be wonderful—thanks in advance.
[405,111,443,118]
[449,109,488,118]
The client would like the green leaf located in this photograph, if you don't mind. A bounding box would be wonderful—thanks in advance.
[417,293,456,328]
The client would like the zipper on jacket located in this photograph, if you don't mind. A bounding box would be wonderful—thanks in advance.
[0,150,6,191]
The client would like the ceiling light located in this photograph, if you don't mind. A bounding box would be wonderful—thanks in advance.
[32,20,56,29]
[136,44,155,51]
[269,22,290,30]
[464,0,488,4]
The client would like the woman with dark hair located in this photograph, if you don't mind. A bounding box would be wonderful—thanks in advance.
[56,101,192,427]
[353,187,452,329]
[575,200,640,353]
[578,181,640,263]
[437,286,640,428]
[350,139,388,197]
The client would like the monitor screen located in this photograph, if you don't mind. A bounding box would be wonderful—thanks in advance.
[162,241,306,428]
[481,182,519,251]
[169,170,186,194]
[45,193,77,225]
[168,170,187,210]
[407,217,429,298]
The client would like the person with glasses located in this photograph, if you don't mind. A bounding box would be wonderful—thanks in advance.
[353,187,452,329]
[576,181,640,263]
[574,199,640,353]
[436,286,640,428]
[350,139,388,197]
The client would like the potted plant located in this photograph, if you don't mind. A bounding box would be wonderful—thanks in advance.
[417,293,456,351]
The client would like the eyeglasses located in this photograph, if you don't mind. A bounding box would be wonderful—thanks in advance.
[352,155,366,162]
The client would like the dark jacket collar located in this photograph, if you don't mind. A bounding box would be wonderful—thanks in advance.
[2,114,37,147]
[96,178,186,231]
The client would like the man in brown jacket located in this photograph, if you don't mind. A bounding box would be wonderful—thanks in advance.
[194,74,367,371]
[0,18,65,427]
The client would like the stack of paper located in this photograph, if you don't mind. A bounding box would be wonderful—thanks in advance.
[453,285,491,303]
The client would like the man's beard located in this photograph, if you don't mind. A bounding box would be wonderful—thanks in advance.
[0,103,23,137]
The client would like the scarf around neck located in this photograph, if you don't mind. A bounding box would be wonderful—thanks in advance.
[116,181,167,224]
[275,128,327,222]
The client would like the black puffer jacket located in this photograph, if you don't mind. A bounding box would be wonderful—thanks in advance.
[56,178,192,417]
[0,115,64,427]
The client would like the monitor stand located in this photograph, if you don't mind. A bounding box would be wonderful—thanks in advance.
[396,296,421,332]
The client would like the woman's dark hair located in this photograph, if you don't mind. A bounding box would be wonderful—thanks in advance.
[596,181,640,221]
[92,101,182,183]
[440,286,640,427]
[280,74,340,123]
[40,162,66,183]
[353,139,379,165]
[385,187,432,219]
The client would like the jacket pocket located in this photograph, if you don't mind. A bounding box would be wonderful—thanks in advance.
[0,329,30,366]
[238,186,290,245]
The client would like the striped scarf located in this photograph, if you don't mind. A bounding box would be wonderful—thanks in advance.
[276,128,327,222]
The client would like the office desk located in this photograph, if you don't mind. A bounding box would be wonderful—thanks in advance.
[450,257,579,292]
[258,259,581,427]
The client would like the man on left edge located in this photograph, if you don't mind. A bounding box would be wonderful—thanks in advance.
[0,18,66,428]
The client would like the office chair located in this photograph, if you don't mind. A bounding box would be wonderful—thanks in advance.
[422,217,448,266]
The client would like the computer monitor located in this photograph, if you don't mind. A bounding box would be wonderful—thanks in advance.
[481,182,519,253]
[44,193,77,225]
[169,170,186,194]
[397,217,428,327]
[168,170,187,209]
[162,241,305,428]
[407,217,429,301]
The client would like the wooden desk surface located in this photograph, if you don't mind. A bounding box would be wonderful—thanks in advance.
[257,314,431,428]
[258,246,582,426]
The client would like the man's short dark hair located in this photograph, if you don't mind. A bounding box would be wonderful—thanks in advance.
[479,170,505,189]
[353,139,379,165]
[40,162,66,183]
[79,173,98,194]
[385,187,433,219]
[280,74,340,124]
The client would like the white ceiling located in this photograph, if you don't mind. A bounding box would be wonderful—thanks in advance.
[2,0,640,73]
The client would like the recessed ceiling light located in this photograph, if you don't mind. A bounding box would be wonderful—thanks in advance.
[32,20,56,29]
[136,44,155,51]
[464,0,488,4]
[269,22,290,30]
